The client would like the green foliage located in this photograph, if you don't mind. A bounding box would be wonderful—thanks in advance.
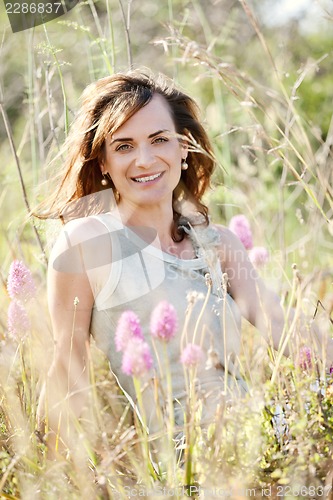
[0,0,333,496]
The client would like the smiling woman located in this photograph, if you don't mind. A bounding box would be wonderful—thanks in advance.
[101,94,187,216]
[35,71,215,243]
[33,69,333,467]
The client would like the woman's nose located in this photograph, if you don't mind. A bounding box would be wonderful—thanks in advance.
[135,145,155,168]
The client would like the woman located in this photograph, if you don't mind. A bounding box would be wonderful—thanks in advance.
[36,70,326,455]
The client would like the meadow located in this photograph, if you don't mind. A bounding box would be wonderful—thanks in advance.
[0,0,333,497]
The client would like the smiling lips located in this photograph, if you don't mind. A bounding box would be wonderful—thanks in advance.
[132,172,163,183]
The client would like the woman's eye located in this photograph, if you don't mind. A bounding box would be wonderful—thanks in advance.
[153,137,168,144]
[116,143,132,151]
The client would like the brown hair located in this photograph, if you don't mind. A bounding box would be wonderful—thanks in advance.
[34,70,216,239]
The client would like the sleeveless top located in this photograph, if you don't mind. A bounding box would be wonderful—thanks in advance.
[88,212,246,432]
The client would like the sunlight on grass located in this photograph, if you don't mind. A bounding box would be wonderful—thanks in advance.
[0,0,332,497]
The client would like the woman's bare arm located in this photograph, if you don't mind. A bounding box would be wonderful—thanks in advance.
[214,224,333,364]
[214,225,285,349]
[38,218,102,450]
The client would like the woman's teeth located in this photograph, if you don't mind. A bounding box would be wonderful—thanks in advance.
[133,172,162,183]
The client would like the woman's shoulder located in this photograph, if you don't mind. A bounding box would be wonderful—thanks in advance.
[60,212,121,243]
[49,213,115,265]
[210,222,234,241]
[209,222,250,255]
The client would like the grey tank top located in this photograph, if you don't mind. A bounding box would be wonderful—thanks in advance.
[89,212,246,430]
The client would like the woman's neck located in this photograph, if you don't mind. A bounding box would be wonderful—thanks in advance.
[113,199,198,259]
[116,200,176,248]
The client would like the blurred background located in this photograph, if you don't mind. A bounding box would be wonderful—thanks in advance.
[0,0,332,304]
[0,2,333,495]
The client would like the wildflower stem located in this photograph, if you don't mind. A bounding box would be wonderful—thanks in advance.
[86,0,114,74]
[0,96,46,262]
[162,342,178,482]
[184,368,196,488]
[86,339,107,439]
[106,0,116,70]
[271,266,301,385]
[193,279,211,345]
[181,301,195,351]
[117,0,133,69]
[222,274,229,394]
[44,26,69,135]
[67,298,78,395]
[163,343,175,429]
[132,376,157,481]
[151,337,164,379]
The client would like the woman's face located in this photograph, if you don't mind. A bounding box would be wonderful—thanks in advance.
[101,93,187,209]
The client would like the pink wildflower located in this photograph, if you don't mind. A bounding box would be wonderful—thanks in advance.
[181,343,205,367]
[298,346,313,371]
[121,337,153,377]
[115,310,144,352]
[248,246,269,267]
[7,300,30,338]
[150,300,178,342]
[7,260,36,302]
[229,215,253,250]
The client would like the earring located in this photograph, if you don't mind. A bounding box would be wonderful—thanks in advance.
[101,173,109,186]
[181,159,188,171]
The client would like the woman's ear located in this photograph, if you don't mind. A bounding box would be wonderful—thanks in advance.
[98,150,106,174]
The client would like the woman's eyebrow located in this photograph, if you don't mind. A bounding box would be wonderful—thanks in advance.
[148,129,169,138]
[110,129,170,144]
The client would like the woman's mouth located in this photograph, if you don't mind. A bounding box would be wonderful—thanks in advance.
[132,172,163,183]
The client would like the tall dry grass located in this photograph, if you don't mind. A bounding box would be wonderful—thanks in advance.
[0,0,332,497]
